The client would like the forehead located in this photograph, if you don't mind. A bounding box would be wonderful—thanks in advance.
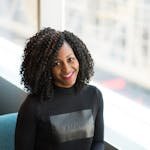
[56,42,75,58]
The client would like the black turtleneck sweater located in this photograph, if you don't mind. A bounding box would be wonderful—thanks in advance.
[15,85,104,150]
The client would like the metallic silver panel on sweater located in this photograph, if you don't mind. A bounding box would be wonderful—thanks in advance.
[50,109,94,143]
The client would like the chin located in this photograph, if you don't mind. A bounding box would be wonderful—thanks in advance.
[64,81,76,88]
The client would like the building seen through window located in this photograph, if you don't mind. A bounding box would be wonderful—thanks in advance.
[0,0,38,45]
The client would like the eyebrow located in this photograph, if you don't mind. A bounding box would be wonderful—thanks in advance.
[66,53,74,58]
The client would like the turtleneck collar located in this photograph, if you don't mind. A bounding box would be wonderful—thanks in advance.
[54,85,76,95]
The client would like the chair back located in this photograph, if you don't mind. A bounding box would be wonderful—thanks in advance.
[0,113,18,150]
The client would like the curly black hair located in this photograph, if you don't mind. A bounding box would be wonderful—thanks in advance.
[20,27,94,100]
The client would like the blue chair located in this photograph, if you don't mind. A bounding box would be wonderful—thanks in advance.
[0,113,18,150]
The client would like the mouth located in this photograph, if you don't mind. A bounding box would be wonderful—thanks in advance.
[62,72,74,80]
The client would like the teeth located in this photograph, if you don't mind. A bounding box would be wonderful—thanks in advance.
[63,72,73,78]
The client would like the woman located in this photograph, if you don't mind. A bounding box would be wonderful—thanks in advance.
[15,27,104,150]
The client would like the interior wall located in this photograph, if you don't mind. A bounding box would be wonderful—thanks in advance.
[0,76,27,115]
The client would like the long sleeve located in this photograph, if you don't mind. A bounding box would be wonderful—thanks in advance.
[91,90,104,150]
[15,95,38,150]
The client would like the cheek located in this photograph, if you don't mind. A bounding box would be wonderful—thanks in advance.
[75,61,79,71]
[52,68,60,77]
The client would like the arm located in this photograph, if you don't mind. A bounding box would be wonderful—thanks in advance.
[91,90,104,150]
[15,95,37,150]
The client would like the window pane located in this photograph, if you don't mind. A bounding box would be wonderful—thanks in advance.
[0,0,38,87]
[0,0,38,45]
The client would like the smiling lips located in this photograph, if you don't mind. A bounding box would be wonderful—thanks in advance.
[62,72,74,80]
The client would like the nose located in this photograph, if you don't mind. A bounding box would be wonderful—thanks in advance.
[61,62,71,73]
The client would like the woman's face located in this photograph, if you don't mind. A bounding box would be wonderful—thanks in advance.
[52,42,79,88]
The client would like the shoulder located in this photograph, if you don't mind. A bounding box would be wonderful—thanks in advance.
[83,84,102,96]
[22,94,39,106]
[83,84,103,104]
[19,94,40,114]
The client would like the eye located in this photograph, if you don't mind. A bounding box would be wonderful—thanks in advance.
[53,60,61,67]
[67,57,75,63]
